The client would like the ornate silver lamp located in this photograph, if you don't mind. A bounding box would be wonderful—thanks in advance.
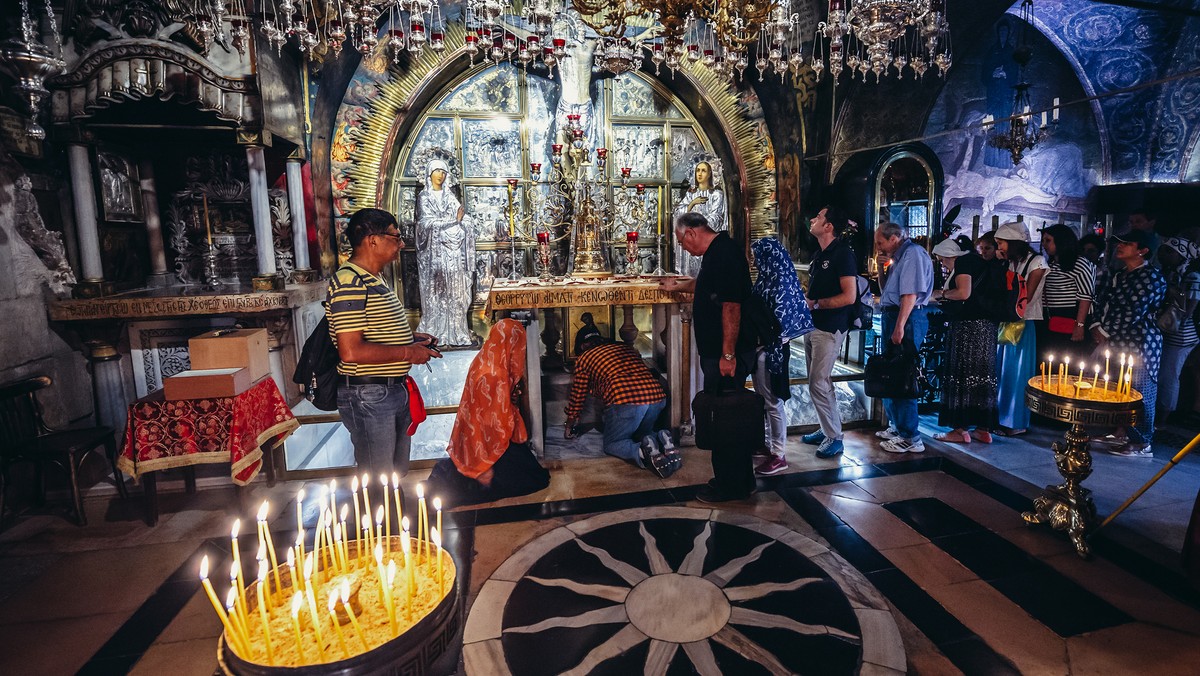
[0,0,65,140]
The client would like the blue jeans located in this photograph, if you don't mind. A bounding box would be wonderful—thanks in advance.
[602,399,667,466]
[338,382,412,478]
[880,306,929,440]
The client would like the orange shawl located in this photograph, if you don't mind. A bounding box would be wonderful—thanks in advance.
[448,318,529,478]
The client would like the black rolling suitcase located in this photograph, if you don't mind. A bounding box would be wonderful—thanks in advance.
[692,384,766,451]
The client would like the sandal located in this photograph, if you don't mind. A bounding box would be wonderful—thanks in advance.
[992,427,1027,437]
[970,430,993,444]
[934,430,971,443]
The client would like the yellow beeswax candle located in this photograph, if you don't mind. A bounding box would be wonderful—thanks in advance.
[360,474,373,551]
[392,472,403,533]
[382,474,391,554]
[290,594,306,665]
[327,592,350,659]
[432,527,443,596]
[226,586,252,658]
[386,560,398,635]
[258,501,283,602]
[302,555,327,661]
[199,557,242,655]
[417,484,428,559]
[256,561,276,665]
[341,581,369,651]
[351,476,362,549]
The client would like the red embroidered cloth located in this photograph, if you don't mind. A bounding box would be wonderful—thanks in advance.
[117,378,299,485]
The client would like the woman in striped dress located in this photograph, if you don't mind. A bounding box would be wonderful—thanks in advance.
[1038,224,1097,360]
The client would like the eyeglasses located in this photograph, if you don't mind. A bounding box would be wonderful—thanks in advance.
[375,232,402,241]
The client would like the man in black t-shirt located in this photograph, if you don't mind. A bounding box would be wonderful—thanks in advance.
[797,206,859,462]
[673,211,758,502]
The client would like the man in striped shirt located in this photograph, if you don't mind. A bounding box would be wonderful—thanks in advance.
[564,335,674,473]
[328,208,440,479]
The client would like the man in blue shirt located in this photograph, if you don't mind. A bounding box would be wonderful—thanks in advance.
[873,221,934,453]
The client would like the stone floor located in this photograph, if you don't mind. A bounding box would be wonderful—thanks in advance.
[1,420,1198,675]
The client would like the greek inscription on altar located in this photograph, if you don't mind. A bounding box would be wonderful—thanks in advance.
[50,293,293,321]
[487,282,690,311]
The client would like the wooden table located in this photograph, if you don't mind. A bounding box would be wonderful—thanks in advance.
[487,276,694,455]
[117,377,299,525]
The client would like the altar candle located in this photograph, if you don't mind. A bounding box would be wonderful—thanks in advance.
[1092,363,1100,388]
[360,474,372,552]
[326,592,350,659]
[386,561,398,635]
[417,484,428,558]
[1062,356,1070,395]
[295,488,305,530]
[302,555,327,661]
[1126,357,1135,395]
[375,505,384,550]
[256,561,276,665]
[285,548,296,595]
[351,476,362,548]
[1104,349,1111,380]
[507,179,519,238]
[341,582,370,651]
[225,586,252,658]
[381,474,391,554]
[392,472,403,535]
[258,501,283,602]
[327,480,338,532]
[324,509,338,573]
[1040,357,1046,385]
[433,497,442,556]
[331,517,344,574]
[231,522,250,621]
[290,594,306,665]
[1077,361,1085,384]
[362,515,373,558]
[1103,374,1110,400]
[339,504,350,568]
[374,545,395,635]
[1046,354,1055,389]
[432,527,443,596]
[295,531,306,590]
[203,193,212,246]
[199,557,241,654]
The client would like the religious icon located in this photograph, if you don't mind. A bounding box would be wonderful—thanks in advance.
[672,154,727,277]
[415,154,476,346]
[96,149,143,222]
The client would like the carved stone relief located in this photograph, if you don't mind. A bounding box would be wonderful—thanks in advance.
[13,174,76,295]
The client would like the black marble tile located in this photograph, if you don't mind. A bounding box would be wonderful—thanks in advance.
[989,574,1132,637]
[773,464,891,491]
[472,488,678,526]
[883,498,987,538]
[863,568,975,646]
[821,525,897,574]
[938,636,1023,675]
[592,637,650,675]
[874,456,946,476]
[925,531,1040,580]
[773,487,847,531]
[82,569,206,673]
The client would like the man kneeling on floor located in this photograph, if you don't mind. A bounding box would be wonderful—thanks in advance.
[564,335,680,477]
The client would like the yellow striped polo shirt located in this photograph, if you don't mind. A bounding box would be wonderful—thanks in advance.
[326,263,413,377]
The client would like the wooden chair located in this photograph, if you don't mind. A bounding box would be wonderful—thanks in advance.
[0,375,127,525]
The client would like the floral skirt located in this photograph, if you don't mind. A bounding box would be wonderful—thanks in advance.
[940,319,999,429]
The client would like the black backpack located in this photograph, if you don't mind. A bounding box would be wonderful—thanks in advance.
[293,312,340,411]
[851,276,873,330]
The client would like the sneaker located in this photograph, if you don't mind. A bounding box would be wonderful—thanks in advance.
[875,427,901,441]
[639,434,661,469]
[881,437,925,454]
[1091,433,1128,446]
[801,429,827,445]
[657,429,676,454]
[696,485,752,503]
[1105,442,1153,458]
[755,455,788,476]
[816,438,845,458]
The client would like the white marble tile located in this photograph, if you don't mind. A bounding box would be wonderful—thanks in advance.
[463,579,516,643]
[565,506,709,537]
[462,637,511,676]
[856,608,907,672]
[489,526,576,581]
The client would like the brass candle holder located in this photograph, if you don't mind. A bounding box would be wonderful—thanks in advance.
[1022,377,1142,558]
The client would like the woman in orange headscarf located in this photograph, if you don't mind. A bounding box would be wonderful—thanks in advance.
[434,319,548,503]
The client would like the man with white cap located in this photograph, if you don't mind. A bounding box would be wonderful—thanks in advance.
[1157,236,1200,423]
[993,220,1047,437]
[1089,229,1167,456]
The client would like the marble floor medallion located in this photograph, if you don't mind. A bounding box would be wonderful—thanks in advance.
[463,507,905,675]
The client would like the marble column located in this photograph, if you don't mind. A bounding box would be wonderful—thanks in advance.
[82,336,128,435]
[285,156,316,283]
[139,159,171,287]
[246,145,282,291]
[67,143,108,297]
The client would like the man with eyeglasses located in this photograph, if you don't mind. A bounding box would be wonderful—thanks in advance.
[327,208,441,481]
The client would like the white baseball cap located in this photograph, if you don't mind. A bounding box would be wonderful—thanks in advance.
[994,221,1029,242]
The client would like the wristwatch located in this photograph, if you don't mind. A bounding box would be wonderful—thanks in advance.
[722,353,736,362]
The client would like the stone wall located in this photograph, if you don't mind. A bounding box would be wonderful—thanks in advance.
[0,150,93,427]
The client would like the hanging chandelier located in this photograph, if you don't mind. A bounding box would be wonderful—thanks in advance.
[985,0,1056,165]
[255,1,811,84]
[0,0,65,139]
[813,0,951,84]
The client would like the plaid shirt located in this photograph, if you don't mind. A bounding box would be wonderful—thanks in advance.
[565,343,666,420]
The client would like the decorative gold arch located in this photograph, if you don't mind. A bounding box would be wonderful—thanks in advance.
[333,24,776,240]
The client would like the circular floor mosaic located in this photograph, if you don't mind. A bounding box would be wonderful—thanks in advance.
[463,506,905,675]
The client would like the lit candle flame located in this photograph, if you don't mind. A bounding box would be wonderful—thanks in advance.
[257,500,269,522]
[401,516,410,531]
[232,519,241,540]
[416,483,424,499]
[361,473,369,488]
[351,476,359,492]
[291,592,303,617]
[381,473,388,488]
[433,497,442,511]
[200,555,210,579]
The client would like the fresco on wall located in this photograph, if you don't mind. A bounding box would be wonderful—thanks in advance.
[925,14,1102,230]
